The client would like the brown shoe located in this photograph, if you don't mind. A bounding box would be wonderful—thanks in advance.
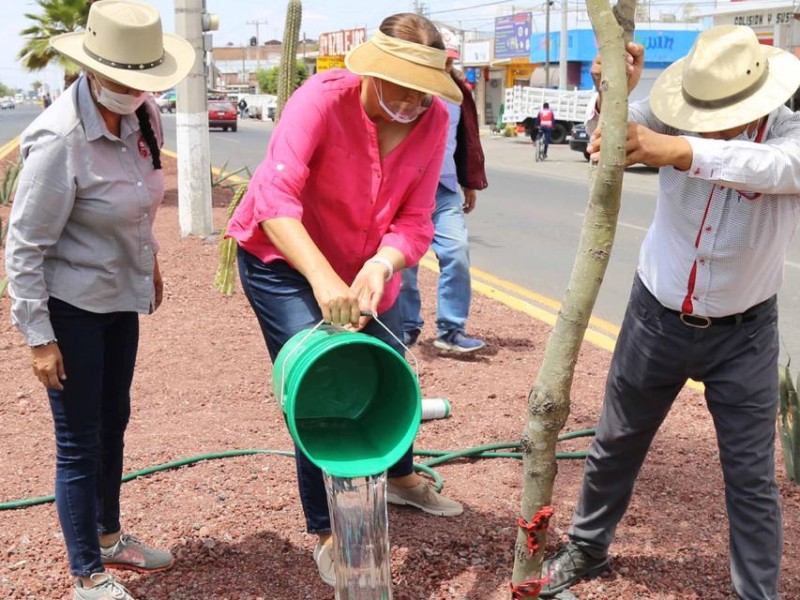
[387,480,463,516]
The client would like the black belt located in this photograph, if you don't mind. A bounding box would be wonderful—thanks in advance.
[663,305,760,329]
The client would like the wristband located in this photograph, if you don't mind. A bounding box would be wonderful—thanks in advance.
[367,256,394,281]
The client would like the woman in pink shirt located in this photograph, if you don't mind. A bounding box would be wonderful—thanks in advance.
[226,13,464,586]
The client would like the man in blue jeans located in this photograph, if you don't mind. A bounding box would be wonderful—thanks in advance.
[400,33,488,353]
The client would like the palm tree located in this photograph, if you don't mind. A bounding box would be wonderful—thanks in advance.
[18,0,97,89]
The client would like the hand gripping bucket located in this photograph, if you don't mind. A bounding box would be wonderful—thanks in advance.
[273,322,421,478]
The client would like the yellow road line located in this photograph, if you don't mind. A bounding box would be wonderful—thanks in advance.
[0,136,20,161]
[419,254,704,392]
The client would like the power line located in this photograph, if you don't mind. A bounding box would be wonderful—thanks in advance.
[427,0,517,16]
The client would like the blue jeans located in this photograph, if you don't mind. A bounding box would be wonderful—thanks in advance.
[47,297,138,577]
[540,126,553,155]
[400,183,472,337]
[237,249,415,534]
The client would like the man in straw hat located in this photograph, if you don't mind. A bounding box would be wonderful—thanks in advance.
[226,12,464,587]
[539,25,800,599]
[5,2,193,599]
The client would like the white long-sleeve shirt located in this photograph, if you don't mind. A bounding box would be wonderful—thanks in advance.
[588,99,800,317]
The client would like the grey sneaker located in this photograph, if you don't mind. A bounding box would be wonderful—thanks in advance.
[539,542,610,598]
[313,540,335,587]
[387,480,463,516]
[100,534,174,573]
[73,572,135,600]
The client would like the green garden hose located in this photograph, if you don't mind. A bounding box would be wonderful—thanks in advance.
[0,430,595,511]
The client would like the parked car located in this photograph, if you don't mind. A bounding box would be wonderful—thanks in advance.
[0,97,15,110]
[156,90,176,113]
[569,123,590,161]
[208,101,238,132]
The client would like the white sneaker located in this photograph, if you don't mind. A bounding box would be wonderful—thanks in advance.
[73,572,135,600]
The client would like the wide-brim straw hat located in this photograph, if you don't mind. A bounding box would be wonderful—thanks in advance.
[650,24,800,133]
[50,0,194,92]
[345,30,462,104]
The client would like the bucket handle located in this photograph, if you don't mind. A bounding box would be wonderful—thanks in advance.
[278,320,328,408]
[360,310,420,382]
[277,314,419,408]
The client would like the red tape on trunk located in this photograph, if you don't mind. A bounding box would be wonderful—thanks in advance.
[517,505,555,555]
[510,578,547,598]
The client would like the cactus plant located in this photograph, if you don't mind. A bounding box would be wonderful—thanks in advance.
[214,183,249,296]
[778,363,800,483]
[276,0,302,121]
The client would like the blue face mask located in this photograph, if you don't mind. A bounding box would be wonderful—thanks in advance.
[372,79,429,124]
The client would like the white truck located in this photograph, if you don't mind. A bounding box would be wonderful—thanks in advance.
[502,86,595,144]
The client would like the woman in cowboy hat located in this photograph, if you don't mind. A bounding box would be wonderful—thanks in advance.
[226,12,463,587]
[5,2,193,598]
[540,25,800,600]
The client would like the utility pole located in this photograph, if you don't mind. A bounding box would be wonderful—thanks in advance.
[545,0,551,87]
[175,0,213,237]
[559,0,568,89]
[247,19,268,73]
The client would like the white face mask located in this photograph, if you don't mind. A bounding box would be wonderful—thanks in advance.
[91,76,146,115]
[372,79,429,124]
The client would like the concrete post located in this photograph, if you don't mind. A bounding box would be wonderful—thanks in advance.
[175,0,213,237]
[559,1,568,89]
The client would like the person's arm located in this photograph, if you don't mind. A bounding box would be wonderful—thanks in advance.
[252,81,360,325]
[261,217,361,325]
[463,188,477,213]
[682,110,800,194]
[5,129,76,389]
[591,41,644,112]
[588,121,693,169]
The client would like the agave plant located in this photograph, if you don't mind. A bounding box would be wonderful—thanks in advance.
[211,160,251,192]
[778,363,800,483]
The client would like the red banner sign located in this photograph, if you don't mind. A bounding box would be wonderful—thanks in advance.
[318,28,367,57]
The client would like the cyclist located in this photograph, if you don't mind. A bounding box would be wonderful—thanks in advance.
[536,102,555,158]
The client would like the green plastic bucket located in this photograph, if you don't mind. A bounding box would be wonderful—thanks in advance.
[273,324,421,478]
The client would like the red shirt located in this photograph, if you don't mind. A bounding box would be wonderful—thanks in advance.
[227,69,449,313]
[538,108,554,128]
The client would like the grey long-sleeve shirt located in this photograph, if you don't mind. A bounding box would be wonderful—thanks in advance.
[5,75,164,346]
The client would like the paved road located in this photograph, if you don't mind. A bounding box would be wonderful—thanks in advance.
[0,104,41,144]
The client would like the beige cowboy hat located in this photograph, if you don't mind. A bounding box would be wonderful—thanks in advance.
[345,30,462,104]
[50,0,194,92]
[650,24,800,133]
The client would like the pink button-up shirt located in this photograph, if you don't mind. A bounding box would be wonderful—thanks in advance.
[227,69,448,313]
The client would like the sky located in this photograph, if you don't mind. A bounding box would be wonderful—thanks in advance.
[4,0,721,92]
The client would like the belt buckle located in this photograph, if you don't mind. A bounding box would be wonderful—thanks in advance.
[680,313,711,328]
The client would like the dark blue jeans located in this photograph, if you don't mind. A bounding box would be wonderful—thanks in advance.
[47,297,138,577]
[237,248,414,534]
[540,126,553,155]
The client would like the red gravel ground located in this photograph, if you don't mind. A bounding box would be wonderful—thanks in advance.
[1,155,799,599]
